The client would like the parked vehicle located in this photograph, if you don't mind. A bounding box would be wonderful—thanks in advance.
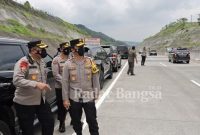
[0,37,56,134]
[84,44,113,89]
[149,50,157,56]
[168,48,190,63]
[117,45,128,59]
[101,45,121,72]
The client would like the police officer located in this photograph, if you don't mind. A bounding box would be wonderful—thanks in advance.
[141,47,147,66]
[127,46,138,75]
[62,38,100,135]
[13,40,54,135]
[52,42,70,133]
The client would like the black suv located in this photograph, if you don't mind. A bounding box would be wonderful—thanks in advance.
[84,44,113,89]
[101,45,121,72]
[117,45,128,59]
[0,37,56,135]
[168,48,190,63]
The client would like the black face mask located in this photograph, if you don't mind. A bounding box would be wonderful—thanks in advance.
[63,48,70,55]
[77,47,84,56]
[37,49,47,58]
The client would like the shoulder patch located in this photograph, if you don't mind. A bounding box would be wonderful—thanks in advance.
[20,60,29,72]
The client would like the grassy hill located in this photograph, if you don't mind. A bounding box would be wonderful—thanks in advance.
[0,0,126,54]
[140,19,200,52]
[75,24,127,45]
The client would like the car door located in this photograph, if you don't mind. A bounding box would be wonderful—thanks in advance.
[43,55,56,106]
[100,48,110,74]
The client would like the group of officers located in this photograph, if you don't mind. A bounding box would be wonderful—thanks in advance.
[13,38,100,135]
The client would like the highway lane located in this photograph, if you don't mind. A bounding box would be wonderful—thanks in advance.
[82,56,200,135]
[36,56,200,135]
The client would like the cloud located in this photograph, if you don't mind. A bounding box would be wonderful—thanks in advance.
[14,0,200,41]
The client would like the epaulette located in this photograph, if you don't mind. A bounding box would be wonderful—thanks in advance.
[86,57,99,74]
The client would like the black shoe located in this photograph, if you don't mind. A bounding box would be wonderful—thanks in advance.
[59,122,66,133]
[131,74,135,76]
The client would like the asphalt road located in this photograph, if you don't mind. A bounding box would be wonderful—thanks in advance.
[37,56,200,135]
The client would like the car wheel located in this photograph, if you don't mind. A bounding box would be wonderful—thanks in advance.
[99,69,104,89]
[0,120,11,135]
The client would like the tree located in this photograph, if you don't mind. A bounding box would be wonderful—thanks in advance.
[24,1,31,9]
[177,18,188,23]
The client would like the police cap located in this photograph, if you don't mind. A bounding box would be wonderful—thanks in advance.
[28,40,48,49]
[59,42,70,49]
[70,38,85,48]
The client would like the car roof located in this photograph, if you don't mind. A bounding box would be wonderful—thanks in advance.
[85,44,101,48]
[0,37,28,45]
[101,45,113,47]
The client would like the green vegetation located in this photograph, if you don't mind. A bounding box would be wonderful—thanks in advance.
[142,18,200,50]
[0,19,65,41]
[0,0,126,47]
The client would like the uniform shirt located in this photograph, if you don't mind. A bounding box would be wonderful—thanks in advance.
[13,56,47,105]
[62,57,100,103]
[128,49,137,62]
[141,50,147,56]
[52,55,68,88]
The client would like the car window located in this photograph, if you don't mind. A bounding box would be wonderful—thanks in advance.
[102,47,111,54]
[91,47,107,59]
[0,44,25,71]
[117,46,128,51]
[43,54,52,68]
[111,46,118,53]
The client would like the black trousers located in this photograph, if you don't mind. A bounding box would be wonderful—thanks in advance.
[55,88,67,123]
[127,62,134,75]
[141,56,146,65]
[14,99,54,135]
[69,99,99,135]
[0,105,16,135]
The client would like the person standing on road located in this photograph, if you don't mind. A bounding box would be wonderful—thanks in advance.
[62,38,100,135]
[13,40,54,135]
[52,42,71,133]
[141,47,147,66]
[127,46,137,75]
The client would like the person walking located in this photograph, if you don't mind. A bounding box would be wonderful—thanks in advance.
[13,40,54,135]
[52,42,71,132]
[62,38,100,135]
[141,47,147,66]
[127,46,137,75]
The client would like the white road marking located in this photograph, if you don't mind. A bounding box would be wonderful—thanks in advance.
[160,62,167,67]
[72,62,128,135]
[191,80,200,87]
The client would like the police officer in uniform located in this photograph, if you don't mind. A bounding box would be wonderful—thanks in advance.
[13,40,54,135]
[141,47,147,66]
[127,46,138,75]
[62,38,100,135]
[52,42,70,132]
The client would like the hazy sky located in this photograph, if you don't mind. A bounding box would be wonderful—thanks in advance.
[14,0,200,42]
